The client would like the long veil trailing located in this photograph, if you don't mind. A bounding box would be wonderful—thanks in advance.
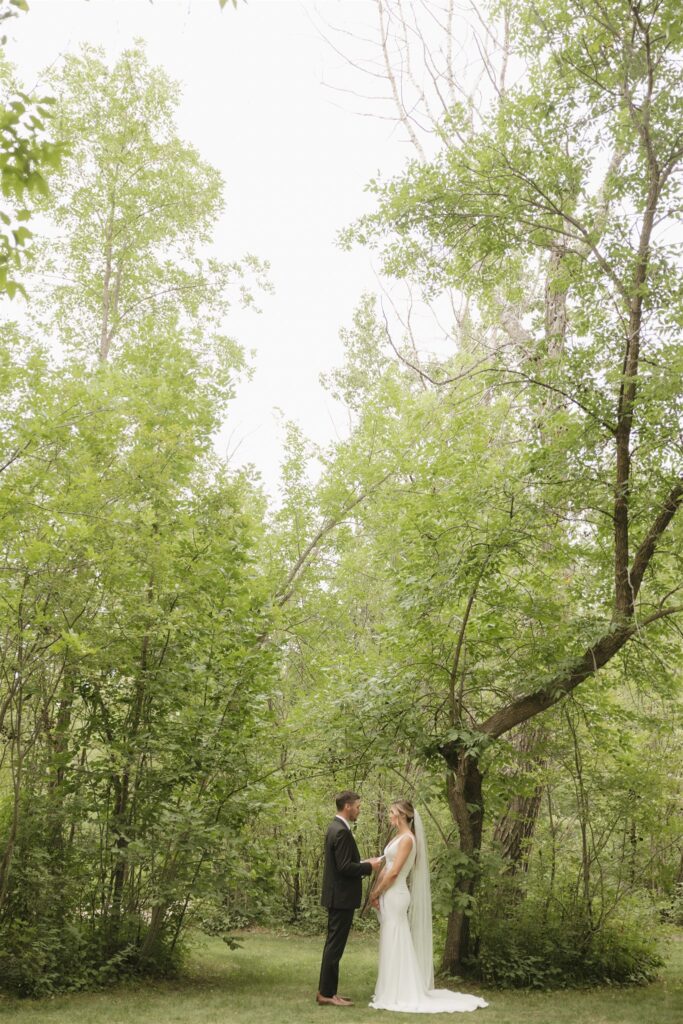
[407,808,434,989]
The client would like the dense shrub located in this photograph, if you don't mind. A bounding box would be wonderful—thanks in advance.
[659,883,683,927]
[467,884,664,989]
[0,905,186,999]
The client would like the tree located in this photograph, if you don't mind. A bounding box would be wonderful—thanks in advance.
[0,0,63,298]
[0,44,272,994]
[337,0,683,971]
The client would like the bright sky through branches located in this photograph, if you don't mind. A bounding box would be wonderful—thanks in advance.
[8,0,417,493]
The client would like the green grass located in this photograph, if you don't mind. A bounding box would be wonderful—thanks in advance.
[0,930,681,1024]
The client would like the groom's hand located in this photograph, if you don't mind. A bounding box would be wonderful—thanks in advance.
[365,856,383,871]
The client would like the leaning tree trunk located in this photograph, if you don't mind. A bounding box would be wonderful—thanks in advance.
[439,748,484,975]
[493,785,543,873]
[492,723,546,875]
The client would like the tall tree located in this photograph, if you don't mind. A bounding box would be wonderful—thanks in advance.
[0,44,272,994]
[340,0,682,971]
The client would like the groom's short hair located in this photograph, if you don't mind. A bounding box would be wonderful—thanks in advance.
[335,790,361,810]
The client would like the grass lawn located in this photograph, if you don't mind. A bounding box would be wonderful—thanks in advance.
[0,929,681,1024]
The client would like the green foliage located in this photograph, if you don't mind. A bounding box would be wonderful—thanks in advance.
[660,885,683,928]
[472,882,664,988]
[0,1,64,296]
[329,0,683,976]
[0,42,273,997]
[33,43,268,363]
[0,54,63,296]
[0,0,680,999]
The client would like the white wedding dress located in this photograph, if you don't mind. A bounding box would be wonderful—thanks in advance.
[370,826,487,1014]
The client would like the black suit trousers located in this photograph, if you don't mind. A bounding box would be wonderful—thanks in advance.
[318,907,355,997]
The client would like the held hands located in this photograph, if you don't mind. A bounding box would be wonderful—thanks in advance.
[365,856,384,871]
[368,853,385,909]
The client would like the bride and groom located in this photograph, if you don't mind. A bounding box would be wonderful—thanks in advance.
[317,791,488,1013]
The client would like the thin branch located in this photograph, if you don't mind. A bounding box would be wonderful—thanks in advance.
[274,473,393,608]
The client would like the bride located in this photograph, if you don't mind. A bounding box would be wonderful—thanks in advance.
[369,800,488,1014]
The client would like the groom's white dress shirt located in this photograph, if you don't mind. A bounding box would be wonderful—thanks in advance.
[335,814,351,830]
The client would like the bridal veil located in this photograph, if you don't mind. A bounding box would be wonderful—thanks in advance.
[408,808,435,989]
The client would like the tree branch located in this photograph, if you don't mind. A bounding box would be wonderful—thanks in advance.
[479,604,683,739]
[274,473,393,608]
[629,477,683,601]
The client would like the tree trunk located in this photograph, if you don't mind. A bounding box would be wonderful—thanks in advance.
[139,901,167,961]
[493,787,543,875]
[109,769,130,932]
[439,748,483,975]
[290,832,303,922]
[493,723,545,875]
[0,599,27,912]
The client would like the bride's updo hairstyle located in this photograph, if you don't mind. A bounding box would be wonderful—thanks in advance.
[392,799,416,834]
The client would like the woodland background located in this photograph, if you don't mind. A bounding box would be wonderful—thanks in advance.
[0,0,681,1001]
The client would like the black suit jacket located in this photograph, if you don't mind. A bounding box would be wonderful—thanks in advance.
[320,817,372,910]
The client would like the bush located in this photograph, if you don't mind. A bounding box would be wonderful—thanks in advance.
[0,911,186,998]
[0,908,186,998]
[467,882,664,989]
[0,797,188,996]
[659,883,683,927]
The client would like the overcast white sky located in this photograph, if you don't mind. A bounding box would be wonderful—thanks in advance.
[8,0,422,493]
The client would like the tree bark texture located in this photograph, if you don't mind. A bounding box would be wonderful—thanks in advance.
[439,748,483,974]
[493,723,546,874]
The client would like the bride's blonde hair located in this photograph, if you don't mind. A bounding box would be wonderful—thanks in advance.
[391,799,416,834]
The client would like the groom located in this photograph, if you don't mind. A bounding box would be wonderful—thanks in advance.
[317,791,382,1007]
